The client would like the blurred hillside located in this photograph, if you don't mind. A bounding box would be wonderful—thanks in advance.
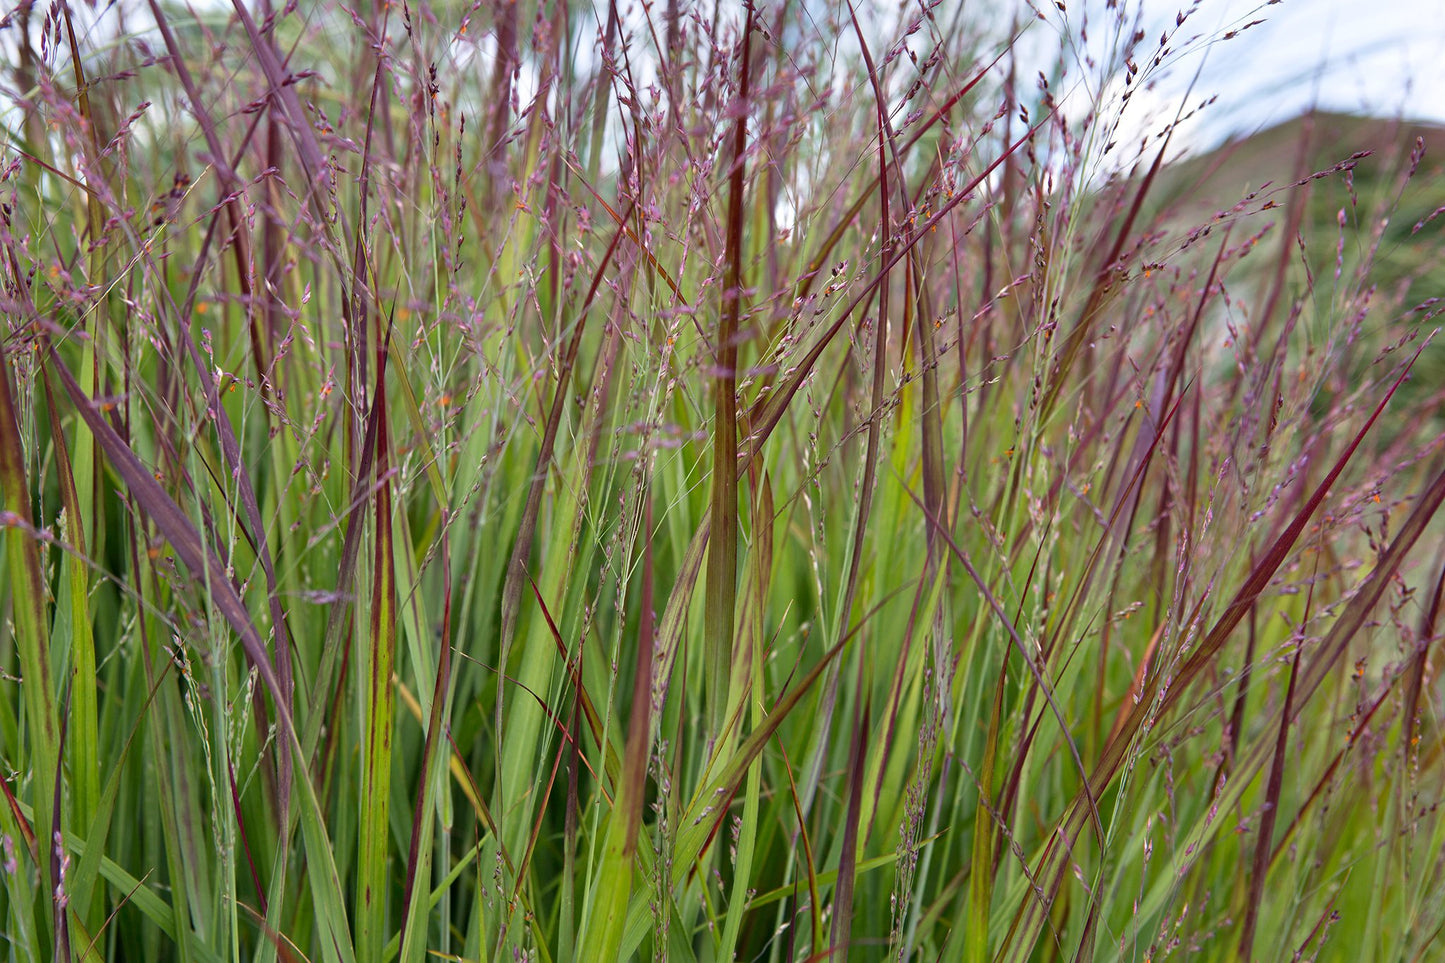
[1155,111,1445,304]
[1136,110,1445,420]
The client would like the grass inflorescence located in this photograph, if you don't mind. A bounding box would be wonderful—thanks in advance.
[2,1,1444,961]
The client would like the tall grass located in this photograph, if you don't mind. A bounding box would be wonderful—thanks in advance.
[2,1,1444,960]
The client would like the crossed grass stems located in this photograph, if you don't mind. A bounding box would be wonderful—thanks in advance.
[2,0,1444,961]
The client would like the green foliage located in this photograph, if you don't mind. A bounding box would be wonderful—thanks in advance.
[2,2,1444,961]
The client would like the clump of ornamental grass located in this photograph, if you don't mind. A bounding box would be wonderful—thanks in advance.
[1,1,1443,961]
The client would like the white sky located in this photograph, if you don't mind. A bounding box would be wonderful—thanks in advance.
[1083,0,1445,151]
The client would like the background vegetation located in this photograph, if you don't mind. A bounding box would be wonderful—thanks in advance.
[2,0,1444,960]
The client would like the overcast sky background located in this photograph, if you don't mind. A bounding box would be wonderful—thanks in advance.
[1081,0,1445,152]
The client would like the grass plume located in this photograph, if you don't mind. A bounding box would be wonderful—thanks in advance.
[2,1,1444,961]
